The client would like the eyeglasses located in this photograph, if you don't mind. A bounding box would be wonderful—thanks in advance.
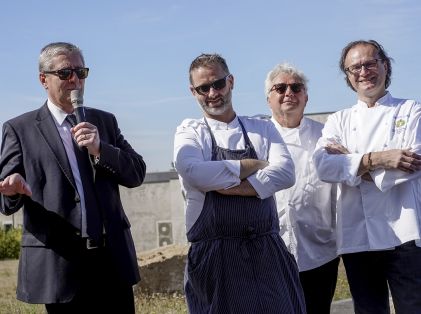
[270,83,304,95]
[43,67,89,80]
[194,75,231,95]
[345,59,382,75]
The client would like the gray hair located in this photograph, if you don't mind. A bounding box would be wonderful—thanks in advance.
[39,42,85,72]
[264,62,308,97]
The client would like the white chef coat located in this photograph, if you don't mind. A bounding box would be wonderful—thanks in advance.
[313,92,421,254]
[174,115,295,232]
[272,116,337,271]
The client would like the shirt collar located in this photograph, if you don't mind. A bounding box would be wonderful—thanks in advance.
[356,91,392,108]
[203,115,239,130]
[270,116,306,145]
[47,99,70,126]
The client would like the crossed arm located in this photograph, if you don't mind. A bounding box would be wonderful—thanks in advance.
[216,159,269,196]
[174,120,294,198]
[325,143,421,180]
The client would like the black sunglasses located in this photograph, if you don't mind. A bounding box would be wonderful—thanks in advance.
[270,83,304,94]
[43,67,89,80]
[194,75,230,95]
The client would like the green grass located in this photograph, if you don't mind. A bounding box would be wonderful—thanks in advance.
[333,259,351,301]
[136,293,187,314]
[0,293,187,314]
[0,258,351,313]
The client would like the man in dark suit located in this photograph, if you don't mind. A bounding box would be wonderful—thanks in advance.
[0,42,146,313]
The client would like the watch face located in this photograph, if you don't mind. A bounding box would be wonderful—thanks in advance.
[92,155,100,164]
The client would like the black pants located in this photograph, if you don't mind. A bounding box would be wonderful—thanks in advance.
[45,245,135,314]
[342,241,421,314]
[299,257,340,314]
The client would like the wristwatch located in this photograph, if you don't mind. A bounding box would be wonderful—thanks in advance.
[93,155,100,165]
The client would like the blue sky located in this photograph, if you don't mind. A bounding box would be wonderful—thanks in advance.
[1,0,420,172]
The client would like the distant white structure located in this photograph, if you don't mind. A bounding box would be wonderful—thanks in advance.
[0,112,331,253]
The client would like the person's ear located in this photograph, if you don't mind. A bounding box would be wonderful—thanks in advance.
[228,74,234,90]
[39,73,48,89]
[383,60,388,73]
[189,85,196,96]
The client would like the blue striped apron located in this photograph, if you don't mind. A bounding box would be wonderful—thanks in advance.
[185,117,306,314]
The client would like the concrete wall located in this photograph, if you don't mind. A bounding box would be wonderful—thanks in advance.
[305,112,331,124]
[120,171,187,252]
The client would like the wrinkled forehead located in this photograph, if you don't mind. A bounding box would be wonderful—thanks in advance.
[190,64,227,84]
[346,44,379,63]
[275,73,304,83]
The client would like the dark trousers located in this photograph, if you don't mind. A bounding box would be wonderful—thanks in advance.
[299,257,340,314]
[342,240,421,314]
[45,245,135,314]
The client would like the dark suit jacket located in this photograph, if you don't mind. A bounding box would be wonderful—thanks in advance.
[0,103,146,303]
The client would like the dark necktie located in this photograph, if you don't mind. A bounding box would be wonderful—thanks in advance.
[66,114,103,241]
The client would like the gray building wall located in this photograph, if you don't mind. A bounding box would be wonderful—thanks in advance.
[0,112,331,253]
[305,112,331,124]
[120,171,186,252]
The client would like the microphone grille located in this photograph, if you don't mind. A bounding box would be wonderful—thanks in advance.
[70,90,83,107]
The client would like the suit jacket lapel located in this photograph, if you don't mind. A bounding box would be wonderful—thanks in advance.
[35,103,78,191]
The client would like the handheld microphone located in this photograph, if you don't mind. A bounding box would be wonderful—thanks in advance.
[70,89,86,124]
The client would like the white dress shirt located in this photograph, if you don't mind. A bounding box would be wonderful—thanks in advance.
[174,115,295,232]
[47,100,88,237]
[272,117,337,271]
[313,92,421,254]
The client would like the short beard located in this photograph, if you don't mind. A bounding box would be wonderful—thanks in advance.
[199,101,228,116]
[198,90,232,116]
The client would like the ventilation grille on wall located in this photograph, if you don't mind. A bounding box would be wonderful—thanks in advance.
[157,221,173,247]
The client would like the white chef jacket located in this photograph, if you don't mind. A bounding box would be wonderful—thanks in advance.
[313,92,421,254]
[272,116,337,271]
[174,115,295,232]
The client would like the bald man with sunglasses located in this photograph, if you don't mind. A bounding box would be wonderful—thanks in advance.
[265,62,339,314]
[174,53,306,313]
[0,42,146,313]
